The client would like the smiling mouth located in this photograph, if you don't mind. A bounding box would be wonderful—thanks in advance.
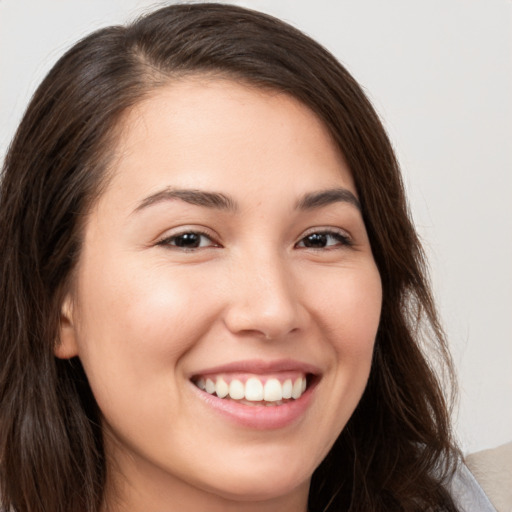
[192,373,311,406]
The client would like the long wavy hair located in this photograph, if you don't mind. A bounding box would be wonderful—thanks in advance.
[0,3,460,511]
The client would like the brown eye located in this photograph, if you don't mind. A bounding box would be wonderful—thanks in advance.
[158,231,217,250]
[173,233,202,248]
[302,233,328,248]
[297,231,351,249]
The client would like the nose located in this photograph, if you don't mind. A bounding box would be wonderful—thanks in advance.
[223,250,306,341]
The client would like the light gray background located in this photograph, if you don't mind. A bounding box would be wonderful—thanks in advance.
[1,0,511,454]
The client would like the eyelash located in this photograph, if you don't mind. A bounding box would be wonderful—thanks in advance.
[156,228,352,251]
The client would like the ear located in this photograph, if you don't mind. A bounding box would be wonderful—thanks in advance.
[54,294,80,359]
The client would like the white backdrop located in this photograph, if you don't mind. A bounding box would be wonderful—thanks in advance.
[1,0,511,454]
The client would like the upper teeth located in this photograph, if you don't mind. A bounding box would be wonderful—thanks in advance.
[195,376,307,402]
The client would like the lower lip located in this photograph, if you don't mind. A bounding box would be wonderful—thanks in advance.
[190,381,317,430]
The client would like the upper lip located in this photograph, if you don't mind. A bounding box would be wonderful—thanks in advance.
[189,358,321,378]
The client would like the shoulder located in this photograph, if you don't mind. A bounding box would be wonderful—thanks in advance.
[445,442,512,512]
[447,461,497,512]
[464,442,512,512]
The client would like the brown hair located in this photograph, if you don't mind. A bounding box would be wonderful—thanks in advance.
[0,3,460,511]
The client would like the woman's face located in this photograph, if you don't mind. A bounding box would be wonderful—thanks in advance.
[57,79,382,510]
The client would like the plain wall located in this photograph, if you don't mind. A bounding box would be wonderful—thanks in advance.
[1,0,511,454]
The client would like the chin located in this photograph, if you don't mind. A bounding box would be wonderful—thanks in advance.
[209,470,310,503]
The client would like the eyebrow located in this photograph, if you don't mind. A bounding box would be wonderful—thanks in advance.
[133,186,360,214]
[295,188,361,211]
[134,188,238,213]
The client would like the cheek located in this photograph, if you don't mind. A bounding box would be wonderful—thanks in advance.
[298,263,381,454]
[308,263,382,356]
[71,255,223,395]
[71,260,228,449]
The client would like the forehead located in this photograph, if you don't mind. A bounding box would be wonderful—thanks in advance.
[99,78,355,211]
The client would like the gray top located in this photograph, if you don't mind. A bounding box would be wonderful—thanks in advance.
[449,463,497,512]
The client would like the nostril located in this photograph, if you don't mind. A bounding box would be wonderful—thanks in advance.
[223,310,304,342]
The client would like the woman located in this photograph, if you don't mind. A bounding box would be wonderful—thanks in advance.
[0,3,493,512]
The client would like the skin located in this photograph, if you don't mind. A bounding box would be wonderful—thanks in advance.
[57,78,382,512]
